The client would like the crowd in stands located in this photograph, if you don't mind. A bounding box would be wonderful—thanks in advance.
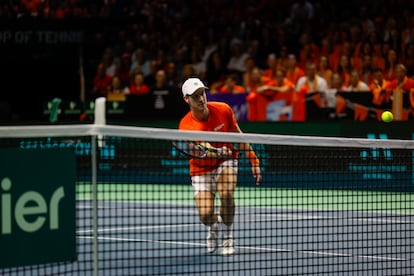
[5,0,414,120]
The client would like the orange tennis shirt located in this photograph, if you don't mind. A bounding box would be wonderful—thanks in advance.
[178,102,240,176]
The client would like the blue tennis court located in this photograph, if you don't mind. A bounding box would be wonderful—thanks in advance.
[72,187,414,276]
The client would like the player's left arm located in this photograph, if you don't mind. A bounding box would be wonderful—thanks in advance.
[234,124,262,185]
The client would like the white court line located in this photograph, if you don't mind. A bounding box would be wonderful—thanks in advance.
[250,213,414,224]
[77,215,411,235]
[77,203,414,224]
[77,223,199,234]
[80,215,412,236]
[77,200,414,218]
[78,235,413,263]
[77,200,414,219]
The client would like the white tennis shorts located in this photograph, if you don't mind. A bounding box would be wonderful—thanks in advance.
[191,159,238,197]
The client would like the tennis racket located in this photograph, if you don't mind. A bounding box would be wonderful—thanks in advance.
[172,140,226,159]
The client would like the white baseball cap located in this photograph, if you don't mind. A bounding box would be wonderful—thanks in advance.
[182,78,207,96]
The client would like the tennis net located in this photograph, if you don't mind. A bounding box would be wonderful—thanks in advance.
[0,124,413,275]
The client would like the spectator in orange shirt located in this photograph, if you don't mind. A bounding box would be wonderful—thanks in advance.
[217,74,246,94]
[371,40,385,71]
[369,68,389,106]
[337,54,352,87]
[262,53,278,79]
[386,64,414,93]
[385,64,414,119]
[245,67,264,93]
[258,68,295,104]
[243,57,259,89]
[245,68,267,121]
[285,54,305,86]
[359,54,374,85]
[383,49,398,81]
[129,71,150,95]
[107,76,128,102]
[317,55,333,87]
[342,70,370,92]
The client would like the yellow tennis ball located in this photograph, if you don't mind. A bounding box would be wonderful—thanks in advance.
[381,111,393,122]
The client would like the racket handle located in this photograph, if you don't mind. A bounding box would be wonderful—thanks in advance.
[216,148,224,157]
[215,147,232,158]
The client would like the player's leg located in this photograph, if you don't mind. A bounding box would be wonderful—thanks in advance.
[192,174,220,253]
[217,161,238,256]
[194,191,217,226]
[217,167,237,227]
[194,191,220,253]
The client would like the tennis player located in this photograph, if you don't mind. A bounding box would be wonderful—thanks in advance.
[179,77,262,256]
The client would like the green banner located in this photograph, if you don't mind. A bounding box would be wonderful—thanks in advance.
[0,148,76,268]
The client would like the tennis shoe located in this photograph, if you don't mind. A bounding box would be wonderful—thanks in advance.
[221,236,235,256]
[207,223,219,253]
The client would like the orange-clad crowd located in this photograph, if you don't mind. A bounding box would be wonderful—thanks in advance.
[8,0,414,120]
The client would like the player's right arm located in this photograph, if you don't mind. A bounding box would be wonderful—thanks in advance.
[234,125,262,185]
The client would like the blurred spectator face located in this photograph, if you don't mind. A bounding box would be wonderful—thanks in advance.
[225,76,236,88]
[373,70,384,83]
[112,76,121,89]
[149,60,159,74]
[166,62,176,75]
[350,71,360,86]
[362,55,372,68]
[305,63,317,78]
[387,49,397,63]
[134,73,144,85]
[182,65,195,77]
[339,55,349,68]
[395,65,407,82]
[267,54,277,69]
[330,73,342,89]
[319,56,328,69]
[287,55,297,68]
[155,70,166,84]
[251,68,262,83]
[275,69,285,84]
[245,58,256,71]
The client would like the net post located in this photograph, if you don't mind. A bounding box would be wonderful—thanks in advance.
[94,97,106,148]
[91,135,98,276]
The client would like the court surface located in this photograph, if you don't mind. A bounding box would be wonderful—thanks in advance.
[72,184,414,276]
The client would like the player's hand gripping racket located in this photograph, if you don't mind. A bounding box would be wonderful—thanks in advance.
[172,141,229,159]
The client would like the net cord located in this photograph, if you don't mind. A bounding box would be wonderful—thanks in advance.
[0,124,412,149]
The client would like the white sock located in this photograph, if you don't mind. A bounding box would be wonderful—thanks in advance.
[218,215,232,237]
[222,224,232,238]
[210,217,220,232]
